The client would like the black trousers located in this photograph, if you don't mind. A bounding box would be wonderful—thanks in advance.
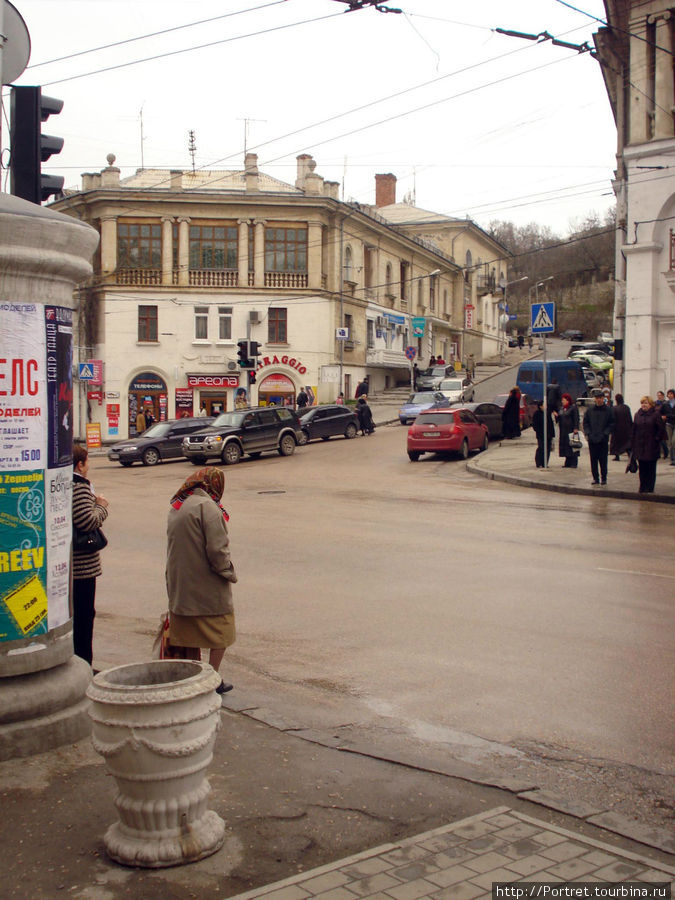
[638,459,657,493]
[588,438,609,482]
[535,437,552,468]
[73,577,97,665]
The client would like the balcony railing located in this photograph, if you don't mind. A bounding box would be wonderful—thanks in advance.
[189,269,238,287]
[366,348,409,368]
[264,272,308,288]
[116,268,161,285]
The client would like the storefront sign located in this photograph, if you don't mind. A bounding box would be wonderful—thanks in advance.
[175,388,194,416]
[86,422,102,449]
[260,374,294,390]
[106,404,120,416]
[0,304,73,641]
[87,359,103,385]
[465,305,474,329]
[130,372,167,392]
[412,317,425,337]
[187,374,240,388]
[105,391,120,399]
[87,390,103,405]
[256,354,307,375]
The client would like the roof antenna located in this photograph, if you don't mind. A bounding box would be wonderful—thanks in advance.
[188,130,197,174]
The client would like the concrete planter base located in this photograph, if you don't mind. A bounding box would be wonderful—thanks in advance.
[87,660,224,868]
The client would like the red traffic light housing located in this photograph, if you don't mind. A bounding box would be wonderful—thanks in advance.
[248,370,256,385]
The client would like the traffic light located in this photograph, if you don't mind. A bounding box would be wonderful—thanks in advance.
[236,339,251,368]
[248,370,256,386]
[249,341,261,362]
[10,86,65,204]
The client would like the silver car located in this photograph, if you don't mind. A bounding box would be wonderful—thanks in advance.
[436,377,474,403]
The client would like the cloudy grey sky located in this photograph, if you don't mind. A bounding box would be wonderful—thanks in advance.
[8,0,616,233]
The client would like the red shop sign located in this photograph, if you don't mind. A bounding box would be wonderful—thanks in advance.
[187,374,240,388]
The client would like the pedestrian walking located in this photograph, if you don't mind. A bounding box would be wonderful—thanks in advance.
[72,444,109,667]
[144,408,155,429]
[501,387,521,439]
[532,401,554,468]
[356,396,375,435]
[413,363,420,390]
[546,378,562,414]
[527,335,533,350]
[609,394,632,460]
[335,392,345,405]
[135,409,146,435]
[166,467,237,695]
[198,403,208,417]
[583,393,614,485]
[467,353,476,380]
[355,377,369,400]
[297,388,309,409]
[631,396,665,494]
[661,388,675,465]
[555,393,580,468]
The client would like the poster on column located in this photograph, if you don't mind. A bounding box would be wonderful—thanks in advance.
[0,303,73,643]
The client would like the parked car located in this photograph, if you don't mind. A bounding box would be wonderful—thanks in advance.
[297,405,359,443]
[436,376,475,403]
[407,408,489,461]
[398,391,451,425]
[569,350,613,372]
[181,407,302,465]
[449,401,503,439]
[416,364,458,391]
[107,417,214,467]
[582,366,604,389]
[560,329,584,341]
[494,393,532,430]
[597,332,613,343]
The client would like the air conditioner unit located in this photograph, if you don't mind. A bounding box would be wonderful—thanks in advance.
[249,310,260,324]
[227,361,238,371]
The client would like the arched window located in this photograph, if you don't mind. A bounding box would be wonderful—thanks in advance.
[464,250,472,283]
[344,245,353,282]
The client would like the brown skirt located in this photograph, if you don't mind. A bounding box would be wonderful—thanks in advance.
[169,612,235,650]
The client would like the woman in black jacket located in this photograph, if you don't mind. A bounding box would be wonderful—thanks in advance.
[632,396,665,493]
[501,387,521,439]
[356,397,374,435]
[555,393,580,468]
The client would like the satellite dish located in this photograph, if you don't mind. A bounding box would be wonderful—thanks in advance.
[2,1,31,85]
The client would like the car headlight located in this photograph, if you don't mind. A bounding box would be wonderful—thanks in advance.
[121,446,137,452]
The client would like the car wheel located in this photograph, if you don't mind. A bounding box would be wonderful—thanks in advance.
[120,461,133,468]
[408,451,421,462]
[480,434,489,452]
[278,434,296,456]
[190,456,207,466]
[459,439,469,460]
[142,447,160,466]
[222,442,242,465]
[344,422,357,439]
[298,429,309,446]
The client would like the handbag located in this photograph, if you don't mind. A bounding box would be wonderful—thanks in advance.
[569,433,582,450]
[625,455,638,474]
[73,526,108,553]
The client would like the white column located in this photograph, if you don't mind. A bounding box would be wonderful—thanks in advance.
[100,216,117,278]
[237,219,250,288]
[307,220,323,290]
[651,12,674,139]
[178,217,190,287]
[253,219,266,287]
[161,217,174,285]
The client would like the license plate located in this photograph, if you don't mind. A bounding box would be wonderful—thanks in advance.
[422,432,438,437]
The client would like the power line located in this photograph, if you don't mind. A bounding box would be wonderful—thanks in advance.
[554,0,675,56]
[28,0,291,70]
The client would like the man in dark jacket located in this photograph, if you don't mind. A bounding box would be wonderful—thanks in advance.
[583,394,614,485]
[296,388,309,409]
[546,378,562,414]
[355,377,369,399]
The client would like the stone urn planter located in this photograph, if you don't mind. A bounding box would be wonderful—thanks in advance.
[87,660,224,867]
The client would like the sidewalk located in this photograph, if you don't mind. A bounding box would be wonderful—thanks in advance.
[466,430,675,504]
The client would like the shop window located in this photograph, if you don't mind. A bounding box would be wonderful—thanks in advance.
[195,306,209,340]
[118,221,161,269]
[138,305,158,342]
[268,307,287,343]
[264,227,307,272]
[189,224,237,270]
[218,306,232,340]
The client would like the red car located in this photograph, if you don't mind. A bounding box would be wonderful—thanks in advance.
[407,408,489,462]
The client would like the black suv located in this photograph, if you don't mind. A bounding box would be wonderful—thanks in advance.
[181,407,302,465]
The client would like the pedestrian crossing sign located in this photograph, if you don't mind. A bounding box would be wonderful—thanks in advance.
[531,302,555,334]
[78,363,94,380]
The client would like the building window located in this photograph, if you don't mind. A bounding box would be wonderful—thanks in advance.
[443,289,448,314]
[195,306,209,340]
[400,262,409,301]
[118,222,161,269]
[268,307,287,342]
[344,245,353,282]
[265,227,307,272]
[218,306,232,341]
[385,262,393,296]
[344,313,353,339]
[189,224,237,270]
[367,319,375,349]
[138,305,158,342]
[417,279,423,309]
[429,274,436,312]
[364,246,374,289]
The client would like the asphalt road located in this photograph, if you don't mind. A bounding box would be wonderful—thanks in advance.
[90,407,674,832]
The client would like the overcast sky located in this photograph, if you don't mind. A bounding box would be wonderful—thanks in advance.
[8,0,616,235]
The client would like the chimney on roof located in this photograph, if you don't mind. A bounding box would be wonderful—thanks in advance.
[296,154,316,190]
[245,153,259,192]
[170,170,183,190]
[375,173,396,207]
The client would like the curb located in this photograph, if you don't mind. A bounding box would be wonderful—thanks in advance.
[466,452,675,505]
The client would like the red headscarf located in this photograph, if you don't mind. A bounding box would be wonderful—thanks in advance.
[170,467,229,520]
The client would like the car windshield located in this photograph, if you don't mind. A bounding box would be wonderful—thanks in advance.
[439,379,464,391]
[212,411,247,428]
[408,392,438,404]
[140,422,172,438]
[416,413,454,425]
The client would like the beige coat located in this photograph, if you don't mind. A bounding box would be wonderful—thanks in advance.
[166,489,237,617]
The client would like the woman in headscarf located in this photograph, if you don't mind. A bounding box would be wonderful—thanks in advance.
[555,392,580,468]
[609,394,632,461]
[501,387,522,439]
[166,467,237,694]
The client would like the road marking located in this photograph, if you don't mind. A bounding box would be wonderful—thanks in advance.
[597,567,675,579]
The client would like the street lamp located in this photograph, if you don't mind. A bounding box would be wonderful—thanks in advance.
[498,276,528,366]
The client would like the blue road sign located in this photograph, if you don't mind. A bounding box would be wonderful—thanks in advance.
[531,302,555,334]
[79,363,94,380]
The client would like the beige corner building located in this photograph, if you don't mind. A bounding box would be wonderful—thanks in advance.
[595,1,675,404]
[52,154,510,441]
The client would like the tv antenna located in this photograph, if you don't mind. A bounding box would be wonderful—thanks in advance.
[188,130,197,173]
